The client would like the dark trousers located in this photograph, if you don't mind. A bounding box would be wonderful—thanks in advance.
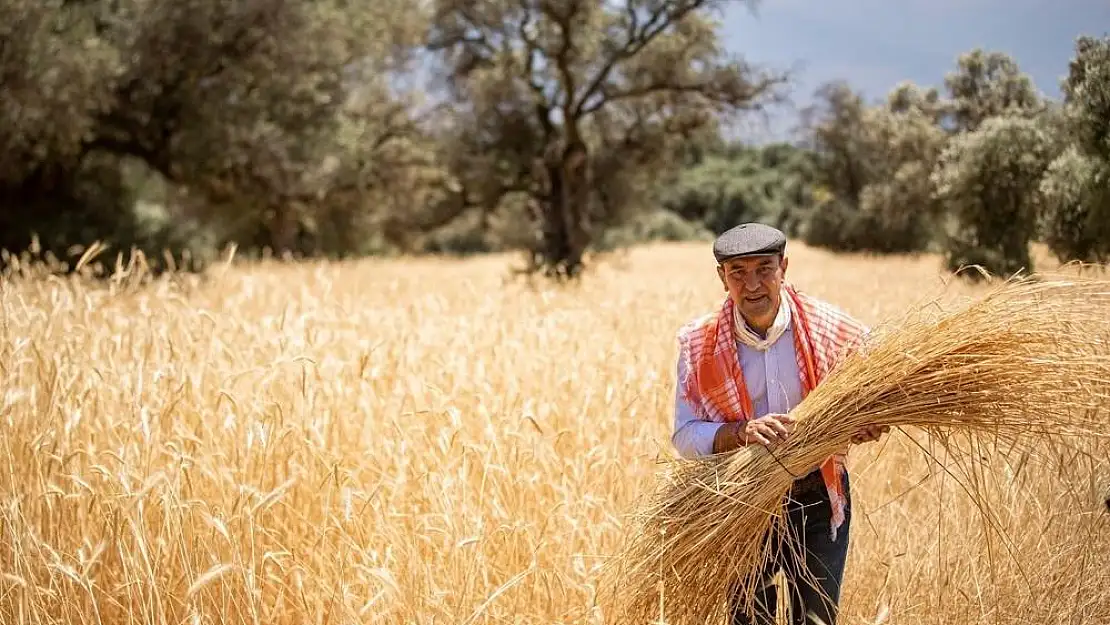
[730,470,852,625]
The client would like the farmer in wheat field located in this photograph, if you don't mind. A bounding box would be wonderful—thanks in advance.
[671,222,888,625]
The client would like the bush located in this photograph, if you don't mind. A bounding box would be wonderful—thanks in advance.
[0,152,214,275]
[800,195,864,251]
[660,149,816,238]
[1037,146,1110,263]
[418,210,499,256]
[931,115,1054,279]
[594,209,713,252]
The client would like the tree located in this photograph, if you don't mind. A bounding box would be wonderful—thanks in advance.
[426,0,787,278]
[799,81,946,253]
[886,80,945,124]
[854,96,948,253]
[799,50,1048,259]
[0,0,138,265]
[942,49,1043,133]
[1038,35,1110,264]
[801,82,873,205]
[1038,146,1110,263]
[931,115,1055,279]
[0,0,434,270]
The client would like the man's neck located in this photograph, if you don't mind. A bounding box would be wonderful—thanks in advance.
[741,306,779,338]
[733,299,789,351]
[745,321,770,339]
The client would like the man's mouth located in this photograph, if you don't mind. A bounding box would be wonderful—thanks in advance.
[744,295,768,304]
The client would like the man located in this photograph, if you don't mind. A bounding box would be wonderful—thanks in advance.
[671,222,888,625]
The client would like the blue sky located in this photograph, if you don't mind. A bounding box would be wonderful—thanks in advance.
[717,0,1110,142]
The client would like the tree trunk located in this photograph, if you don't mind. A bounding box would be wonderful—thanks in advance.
[266,202,300,259]
[537,141,590,278]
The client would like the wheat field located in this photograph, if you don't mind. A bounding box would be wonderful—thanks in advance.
[2,241,1109,625]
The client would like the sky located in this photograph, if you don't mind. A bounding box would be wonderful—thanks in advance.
[717,0,1110,143]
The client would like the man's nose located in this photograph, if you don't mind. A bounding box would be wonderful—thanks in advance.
[742,274,762,290]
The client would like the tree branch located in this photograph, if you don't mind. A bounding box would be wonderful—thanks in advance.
[516,0,556,139]
[573,0,710,118]
[426,4,501,78]
[540,0,582,122]
[580,68,783,116]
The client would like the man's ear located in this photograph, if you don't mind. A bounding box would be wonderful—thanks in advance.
[780,255,789,277]
[716,264,726,289]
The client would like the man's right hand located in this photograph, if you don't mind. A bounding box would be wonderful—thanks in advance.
[713,413,796,453]
[743,413,796,447]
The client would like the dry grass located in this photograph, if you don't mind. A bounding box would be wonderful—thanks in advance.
[1,241,1109,625]
[605,275,1110,625]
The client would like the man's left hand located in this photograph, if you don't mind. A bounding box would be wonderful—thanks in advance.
[851,424,890,444]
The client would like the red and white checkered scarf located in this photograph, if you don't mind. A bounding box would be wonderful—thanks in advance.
[677,283,869,537]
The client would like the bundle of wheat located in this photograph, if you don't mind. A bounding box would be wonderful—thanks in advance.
[600,276,1110,625]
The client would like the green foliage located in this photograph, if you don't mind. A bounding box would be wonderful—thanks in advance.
[856,161,943,253]
[798,81,946,253]
[797,50,1053,267]
[942,49,1045,133]
[661,143,817,238]
[799,195,869,252]
[595,210,713,252]
[1038,146,1110,263]
[0,0,438,273]
[931,115,1055,278]
[802,82,873,206]
[1060,36,1110,161]
[1038,35,1110,264]
[852,108,947,253]
[418,210,498,256]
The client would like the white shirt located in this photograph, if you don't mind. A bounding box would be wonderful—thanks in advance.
[671,324,804,458]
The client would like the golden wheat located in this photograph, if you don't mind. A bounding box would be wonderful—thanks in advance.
[1,242,1108,625]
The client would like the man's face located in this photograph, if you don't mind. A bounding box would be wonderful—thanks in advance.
[716,254,788,330]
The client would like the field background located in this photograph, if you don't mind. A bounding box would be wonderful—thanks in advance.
[2,242,1109,624]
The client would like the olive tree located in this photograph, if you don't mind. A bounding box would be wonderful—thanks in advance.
[426,0,787,278]
[1038,35,1110,264]
[931,115,1055,278]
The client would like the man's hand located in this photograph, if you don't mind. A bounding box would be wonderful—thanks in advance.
[743,413,796,447]
[713,413,796,453]
[851,424,890,444]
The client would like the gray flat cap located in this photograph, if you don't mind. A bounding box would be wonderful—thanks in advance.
[713,223,787,264]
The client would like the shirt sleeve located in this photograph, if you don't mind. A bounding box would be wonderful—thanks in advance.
[671,354,723,459]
